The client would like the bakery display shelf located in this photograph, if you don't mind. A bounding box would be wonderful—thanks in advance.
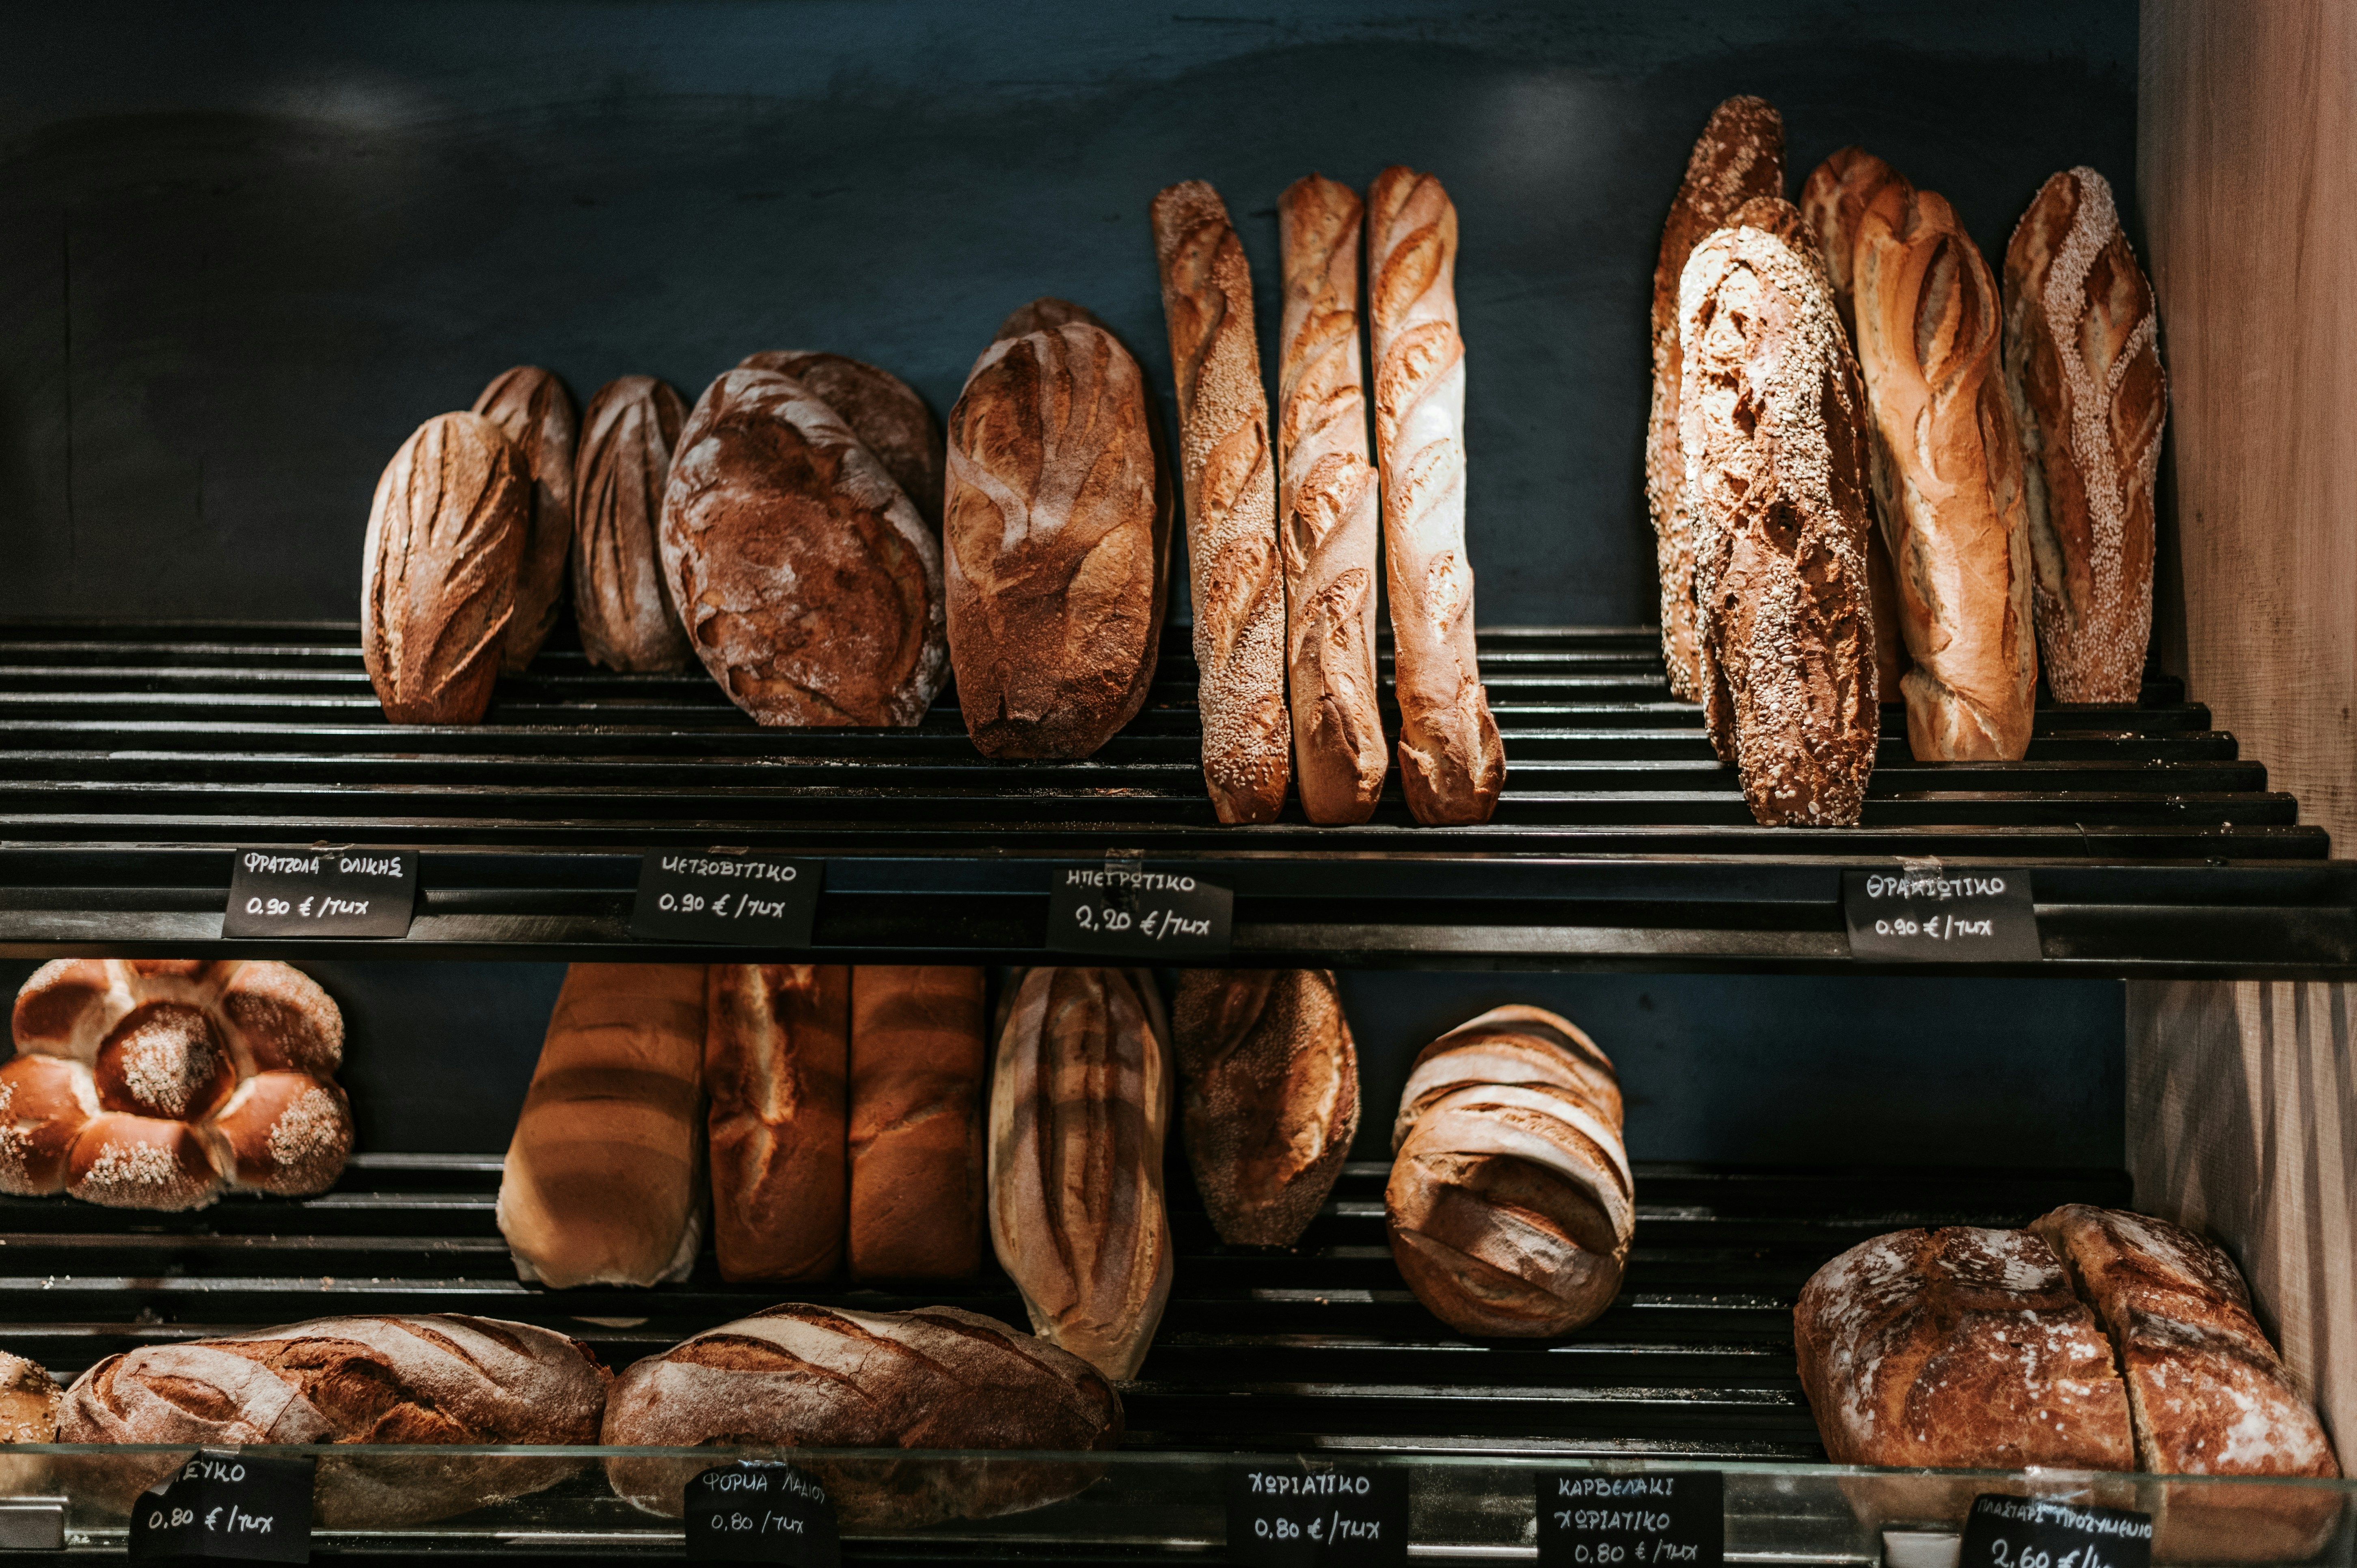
[0,620,2346,976]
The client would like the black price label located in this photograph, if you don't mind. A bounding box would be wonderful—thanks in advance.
[685,1461,840,1566]
[1048,863,1232,959]
[1843,865,2040,962]
[222,848,417,939]
[632,852,822,947]
[1540,1471,1722,1568]
[1958,1494,2152,1568]
[1226,1462,1408,1568]
[128,1448,314,1563]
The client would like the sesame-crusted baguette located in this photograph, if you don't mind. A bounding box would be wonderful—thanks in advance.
[1150,180,1291,824]
[1366,166,1505,825]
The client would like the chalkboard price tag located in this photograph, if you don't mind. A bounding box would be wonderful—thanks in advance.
[127,1447,314,1563]
[1540,1471,1722,1568]
[222,848,417,939]
[684,1461,841,1566]
[1958,1494,2152,1568]
[1048,863,1232,959]
[1843,865,2040,962]
[1226,1462,1409,1568]
[632,852,823,947]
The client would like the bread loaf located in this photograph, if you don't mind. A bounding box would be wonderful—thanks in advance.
[602,1304,1122,1527]
[662,368,948,726]
[1368,166,1506,825]
[0,1355,57,1443]
[1649,97,1785,700]
[707,964,849,1282]
[989,967,1172,1379]
[1150,180,1291,824]
[572,376,693,672]
[471,367,578,673]
[2002,168,2166,705]
[1852,180,2038,760]
[1385,1005,1630,1336]
[360,412,528,724]
[1794,1227,2134,1469]
[943,298,1171,758]
[494,963,706,1289]
[1170,968,1358,1247]
[848,966,985,1281]
[1276,175,1387,823]
[738,351,944,529]
[1677,221,1879,826]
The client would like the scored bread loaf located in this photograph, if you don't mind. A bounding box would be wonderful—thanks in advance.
[1852,178,2038,761]
[1276,174,1387,824]
[1648,97,1786,701]
[1150,180,1291,824]
[1170,969,1359,1248]
[707,964,849,1283]
[572,376,693,672]
[495,963,706,1289]
[989,967,1172,1380]
[848,966,986,1281]
[361,412,528,725]
[1392,1005,1621,1145]
[1368,166,1507,825]
[943,298,1171,758]
[2002,168,2166,705]
[738,351,944,530]
[471,367,579,673]
[1677,219,1879,826]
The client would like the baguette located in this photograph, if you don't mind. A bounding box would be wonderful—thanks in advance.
[848,966,986,1280]
[471,367,579,673]
[706,964,849,1283]
[571,376,693,672]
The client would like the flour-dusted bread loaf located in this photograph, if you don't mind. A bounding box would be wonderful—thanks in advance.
[662,367,949,726]
[1852,180,2038,761]
[471,367,579,673]
[1151,180,1291,824]
[495,963,707,1289]
[1276,175,1387,824]
[944,298,1171,758]
[572,376,693,672]
[738,351,944,530]
[1677,221,1879,826]
[2003,169,2167,705]
[1649,97,1785,700]
[1392,1004,1622,1147]
[1794,1226,2135,1470]
[602,1303,1122,1526]
[989,968,1172,1380]
[361,412,529,724]
[1170,969,1358,1247]
[706,964,849,1283]
[848,966,986,1280]
[1368,166,1507,825]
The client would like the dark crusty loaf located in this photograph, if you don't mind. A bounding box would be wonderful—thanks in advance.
[849,966,986,1280]
[471,367,578,674]
[707,964,849,1283]
[738,351,943,530]
[572,376,693,672]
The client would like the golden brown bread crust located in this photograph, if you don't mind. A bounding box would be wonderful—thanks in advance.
[361,411,528,724]
[572,376,693,672]
[1277,175,1387,824]
[738,351,944,530]
[471,367,578,674]
[848,966,986,1280]
[2003,169,2166,705]
[662,368,949,727]
[0,1354,57,1444]
[1150,180,1291,824]
[1392,1004,1621,1149]
[707,964,849,1283]
[1170,969,1358,1247]
[1678,223,1879,826]
[1649,97,1785,700]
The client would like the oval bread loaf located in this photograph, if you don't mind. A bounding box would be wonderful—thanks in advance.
[738,350,943,529]
[471,367,579,673]
[706,963,849,1283]
[572,375,693,672]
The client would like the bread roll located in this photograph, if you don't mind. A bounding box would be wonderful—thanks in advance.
[988,968,1172,1380]
[495,963,706,1289]
[661,368,948,727]
[848,966,985,1281]
[572,375,693,672]
[738,351,944,529]
[1678,221,1879,826]
[1276,175,1387,824]
[1649,97,1785,700]
[360,412,528,724]
[1852,179,2038,760]
[707,964,849,1282]
[471,367,578,673]
[1367,166,1506,825]
[2003,168,2166,705]
[943,299,1171,758]
[1170,969,1358,1247]
[1150,180,1291,824]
